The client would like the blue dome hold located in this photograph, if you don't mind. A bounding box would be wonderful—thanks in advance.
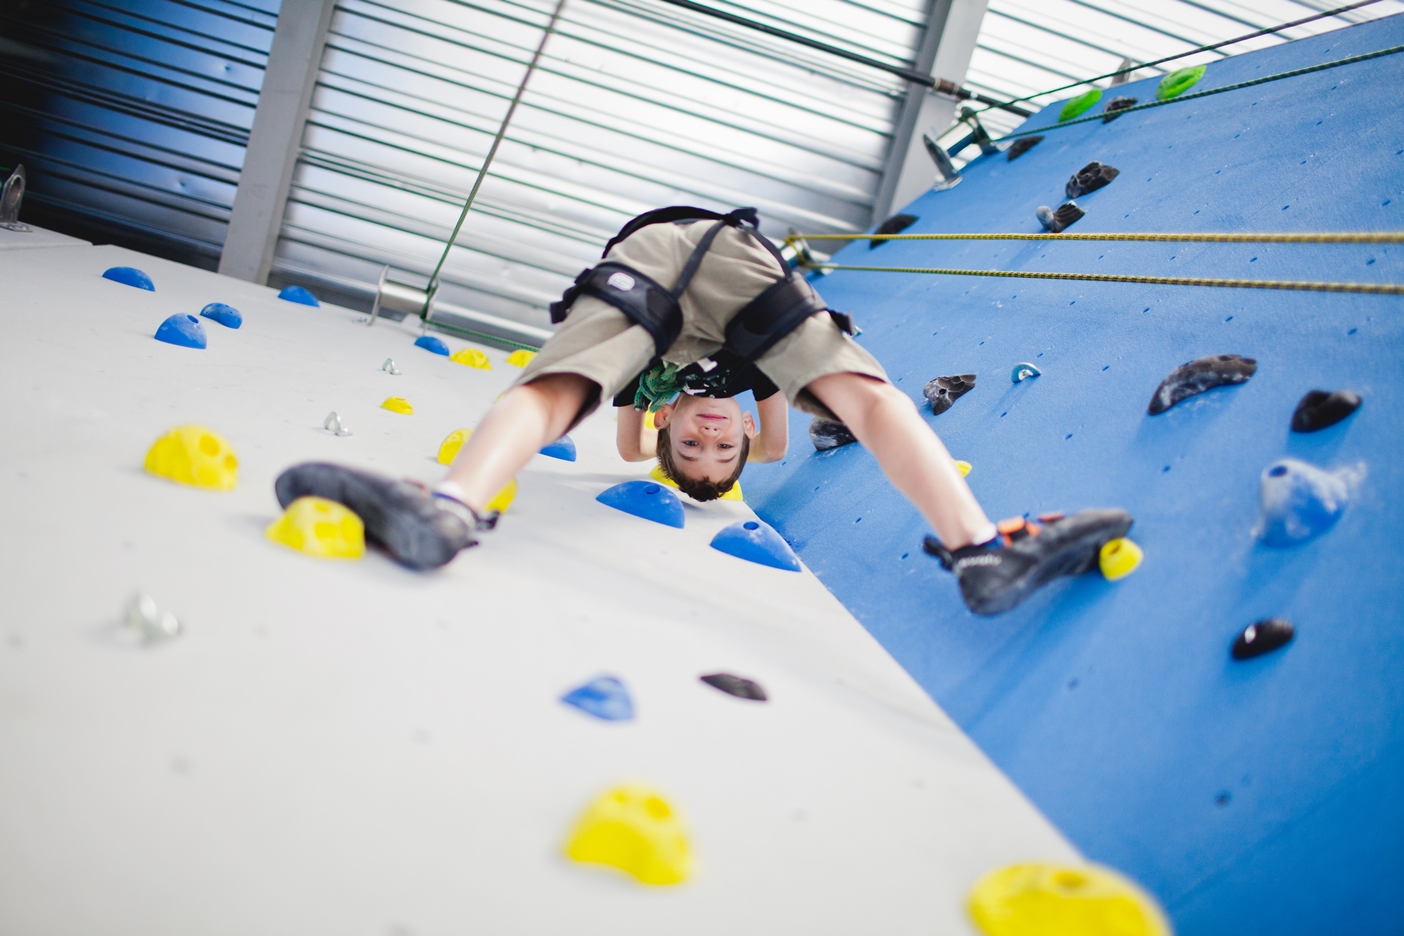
[710,518,801,571]
[1255,458,1355,547]
[561,675,635,721]
[199,302,242,329]
[102,266,154,291]
[154,313,207,349]
[414,335,450,355]
[596,480,685,528]
[540,435,577,461]
[277,285,319,306]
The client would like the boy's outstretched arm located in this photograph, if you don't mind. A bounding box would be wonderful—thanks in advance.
[615,404,657,462]
[748,393,790,463]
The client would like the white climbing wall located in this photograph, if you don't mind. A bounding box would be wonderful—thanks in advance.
[0,237,1078,935]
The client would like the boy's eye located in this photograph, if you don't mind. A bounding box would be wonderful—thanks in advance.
[719,443,732,449]
[683,439,699,447]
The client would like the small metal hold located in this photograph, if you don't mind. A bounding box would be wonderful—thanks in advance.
[124,593,183,644]
[922,131,962,191]
[0,164,31,232]
[1109,56,1137,86]
[382,357,402,376]
[323,411,353,436]
[1012,362,1042,383]
[780,234,830,271]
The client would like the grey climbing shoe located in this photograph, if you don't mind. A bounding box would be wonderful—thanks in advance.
[924,509,1133,616]
[275,462,484,570]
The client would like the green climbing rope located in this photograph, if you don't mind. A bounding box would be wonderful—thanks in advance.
[789,232,1404,246]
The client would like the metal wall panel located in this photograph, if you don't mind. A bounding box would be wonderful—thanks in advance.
[0,0,281,267]
[274,0,931,328]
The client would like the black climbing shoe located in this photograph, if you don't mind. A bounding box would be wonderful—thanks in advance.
[924,509,1133,616]
[274,462,484,570]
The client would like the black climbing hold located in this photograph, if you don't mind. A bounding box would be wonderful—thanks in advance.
[810,417,857,451]
[1147,354,1257,415]
[1232,618,1294,659]
[1291,389,1361,432]
[1037,201,1084,233]
[1006,136,1043,161]
[923,374,976,415]
[1066,161,1120,198]
[870,213,917,249]
[1102,96,1138,122]
[700,672,768,701]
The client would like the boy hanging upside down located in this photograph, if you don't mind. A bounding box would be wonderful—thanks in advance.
[277,207,1131,615]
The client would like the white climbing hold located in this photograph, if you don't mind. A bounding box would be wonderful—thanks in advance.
[323,412,353,437]
[124,593,183,644]
[382,358,402,376]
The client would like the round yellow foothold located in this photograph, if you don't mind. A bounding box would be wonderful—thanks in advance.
[644,410,657,431]
[1099,537,1143,581]
[450,347,491,369]
[956,459,973,476]
[437,428,473,465]
[505,348,536,367]
[381,396,413,415]
[649,463,742,501]
[486,477,518,514]
[265,496,365,559]
[565,784,691,886]
[969,863,1170,936]
[143,425,238,490]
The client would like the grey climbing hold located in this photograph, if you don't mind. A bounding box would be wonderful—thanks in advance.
[1232,618,1294,659]
[382,358,402,376]
[924,374,976,414]
[1147,354,1256,414]
[1007,136,1043,160]
[323,412,353,437]
[124,593,183,644]
[1102,96,1138,122]
[810,417,857,451]
[1012,363,1041,383]
[870,213,917,249]
[700,672,768,701]
[1066,162,1120,198]
[1291,389,1361,432]
[1037,202,1084,233]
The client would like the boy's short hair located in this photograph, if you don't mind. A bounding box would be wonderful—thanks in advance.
[656,423,749,502]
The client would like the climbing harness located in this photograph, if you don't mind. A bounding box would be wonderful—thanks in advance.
[790,232,1404,246]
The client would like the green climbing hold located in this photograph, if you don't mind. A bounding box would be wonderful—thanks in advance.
[1158,65,1205,101]
[1059,89,1102,122]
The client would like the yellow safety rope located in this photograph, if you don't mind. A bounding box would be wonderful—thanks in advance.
[789,232,1404,245]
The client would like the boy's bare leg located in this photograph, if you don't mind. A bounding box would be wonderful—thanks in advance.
[805,372,996,550]
[442,373,596,511]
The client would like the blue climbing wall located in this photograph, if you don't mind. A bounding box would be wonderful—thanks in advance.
[746,16,1404,935]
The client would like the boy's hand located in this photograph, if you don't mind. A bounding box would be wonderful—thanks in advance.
[615,405,657,462]
[749,393,790,463]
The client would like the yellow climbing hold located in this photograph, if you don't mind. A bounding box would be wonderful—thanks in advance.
[450,347,491,369]
[437,428,472,465]
[565,783,691,886]
[143,424,238,491]
[969,863,1170,936]
[644,409,657,431]
[265,496,365,560]
[486,478,518,514]
[381,396,413,414]
[506,348,536,367]
[650,463,742,501]
[956,459,973,477]
[1099,537,1143,581]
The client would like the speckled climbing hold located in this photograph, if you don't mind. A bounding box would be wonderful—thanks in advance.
[597,480,685,528]
[436,428,472,465]
[450,347,491,369]
[1232,618,1294,659]
[710,519,800,571]
[199,302,242,329]
[1006,136,1043,160]
[561,676,635,721]
[1012,363,1041,383]
[1066,162,1119,198]
[809,417,857,451]
[870,213,917,249]
[154,313,207,349]
[277,285,319,306]
[265,496,365,560]
[1098,537,1142,580]
[144,425,238,490]
[1147,354,1256,414]
[1102,96,1137,122]
[414,335,450,356]
[955,460,972,477]
[700,672,768,701]
[1059,89,1102,122]
[969,862,1169,936]
[924,374,976,415]
[649,464,742,501]
[1158,65,1205,100]
[1037,201,1084,233]
[565,784,690,885]
[102,266,154,291]
[381,396,413,415]
[1255,458,1355,547]
[540,436,577,461]
[1291,389,1361,432]
[124,593,182,643]
[323,412,352,437]
[382,357,401,375]
[506,348,536,367]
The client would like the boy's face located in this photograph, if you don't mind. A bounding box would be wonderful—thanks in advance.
[654,394,756,484]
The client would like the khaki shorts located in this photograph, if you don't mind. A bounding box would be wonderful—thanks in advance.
[513,220,887,425]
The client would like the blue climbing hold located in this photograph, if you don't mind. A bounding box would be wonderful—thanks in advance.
[102,266,154,291]
[710,519,801,572]
[540,436,577,461]
[414,335,450,356]
[154,313,207,349]
[1255,458,1355,547]
[277,285,319,306]
[1012,362,1042,382]
[199,302,242,329]
[596,480,685,528]
[561,675,635,721]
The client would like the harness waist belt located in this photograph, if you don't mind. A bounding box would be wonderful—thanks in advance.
[724,275,838,362]
[549,261,682,356]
